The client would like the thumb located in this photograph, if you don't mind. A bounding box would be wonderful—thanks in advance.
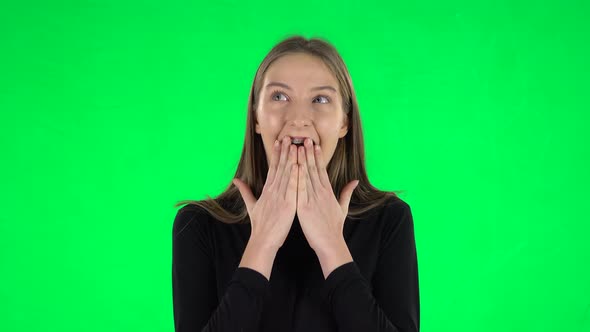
[339,180,359,213]
[232,178,256,212]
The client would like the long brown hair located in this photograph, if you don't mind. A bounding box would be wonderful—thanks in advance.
[174,35,405,223]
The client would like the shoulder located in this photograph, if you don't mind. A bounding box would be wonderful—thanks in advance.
[380,196,412,219]
[172,203,212,239]
[377,196,414,236]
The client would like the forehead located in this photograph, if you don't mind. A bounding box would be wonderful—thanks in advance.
[263,53,339,90]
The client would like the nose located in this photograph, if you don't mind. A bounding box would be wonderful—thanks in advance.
[285,103,312,127]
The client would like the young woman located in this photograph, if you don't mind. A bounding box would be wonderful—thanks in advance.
[172,35,420,332]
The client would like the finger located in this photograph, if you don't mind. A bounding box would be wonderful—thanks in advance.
[273,136,291,187]
[232,178,255,213]
[304,138,322,191]
[266,139,281,185]
[286,163,298,203]
[339,180,360,213]
[314,143,330,188]
[298,146,309,204]
[279,144,297,199]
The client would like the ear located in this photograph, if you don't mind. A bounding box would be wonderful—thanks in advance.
[338,113,349,138]
[254,106,261,134]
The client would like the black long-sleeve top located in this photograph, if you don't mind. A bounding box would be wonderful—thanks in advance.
[172,196,419,332]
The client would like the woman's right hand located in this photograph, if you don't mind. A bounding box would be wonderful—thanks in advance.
[233,136,298,250]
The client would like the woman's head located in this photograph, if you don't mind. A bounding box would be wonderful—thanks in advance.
[254,52,348,168]
[244,36,364,195]
[175,35,403,223]
[252,42,354,169]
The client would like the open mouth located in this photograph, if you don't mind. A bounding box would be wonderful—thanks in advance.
[291,137,313,147]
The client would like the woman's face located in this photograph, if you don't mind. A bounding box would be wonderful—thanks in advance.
[255,52,348,171]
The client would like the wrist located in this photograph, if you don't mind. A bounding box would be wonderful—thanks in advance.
[248,236,281,254]
[239,238,279,281]
[315,239,353,279]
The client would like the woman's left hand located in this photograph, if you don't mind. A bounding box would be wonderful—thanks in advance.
[296,138,359,253]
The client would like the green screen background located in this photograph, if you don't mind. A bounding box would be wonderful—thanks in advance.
[1,0,588,331]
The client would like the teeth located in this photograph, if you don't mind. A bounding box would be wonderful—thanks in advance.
[292,138,305,144]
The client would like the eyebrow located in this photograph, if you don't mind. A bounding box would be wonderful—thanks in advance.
[265,81,337,93]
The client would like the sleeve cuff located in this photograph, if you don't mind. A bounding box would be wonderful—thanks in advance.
[321,261,366,306]
[231,267,271,299]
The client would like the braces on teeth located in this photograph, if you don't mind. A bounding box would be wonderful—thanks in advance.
[291,138,305,145]
[291,137,315,147]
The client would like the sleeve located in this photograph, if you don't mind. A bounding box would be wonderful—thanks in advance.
[172,206,271,332]
[320,201,420,332]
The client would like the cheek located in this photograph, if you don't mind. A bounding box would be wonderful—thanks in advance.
[316,127,341,147]
[258,109,284,127]
[315,113,342,129]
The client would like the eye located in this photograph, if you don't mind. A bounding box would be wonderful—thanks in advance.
[271,90,288,101]
[313,95,330,104]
